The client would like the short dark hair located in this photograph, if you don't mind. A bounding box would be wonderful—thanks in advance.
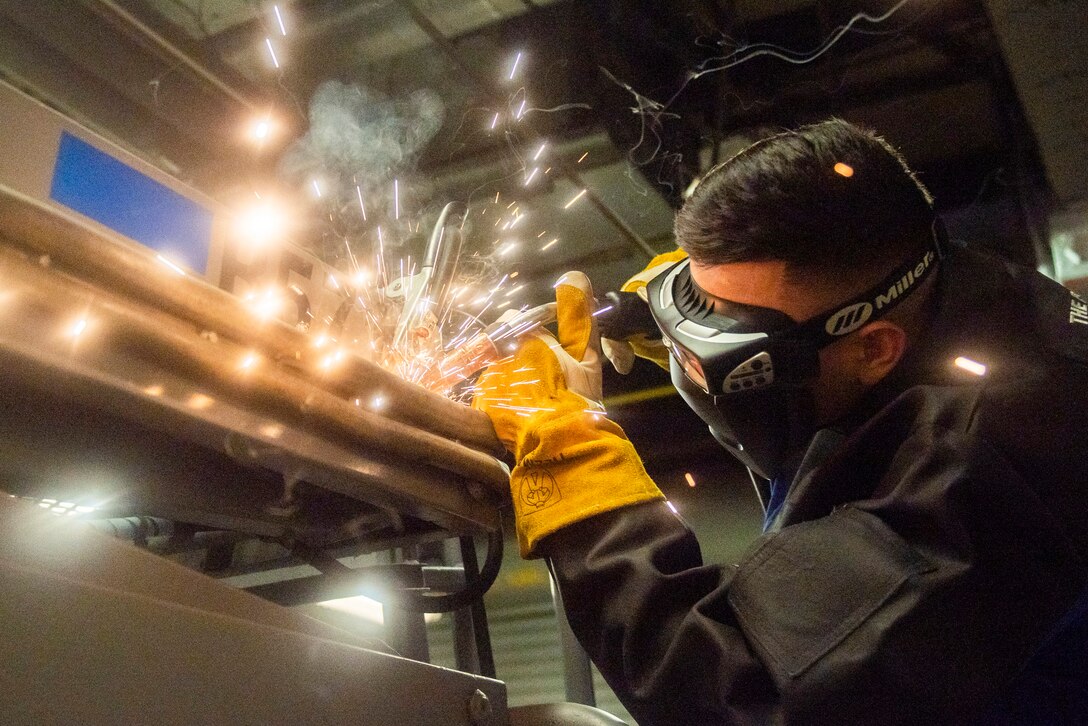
[674,119,934,285]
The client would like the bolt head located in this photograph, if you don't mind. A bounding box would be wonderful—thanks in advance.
[467,688,492,724]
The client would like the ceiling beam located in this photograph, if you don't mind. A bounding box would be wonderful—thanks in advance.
[85,0,258,111]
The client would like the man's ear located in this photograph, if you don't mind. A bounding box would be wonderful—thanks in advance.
[855,320,909,386]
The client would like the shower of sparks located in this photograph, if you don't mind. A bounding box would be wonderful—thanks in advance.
[376,225,386,282]
[356,186,367,220]
[685,472,697,488]
[563,189,587,208]
[239,351,260,370]
[491,403,556,414]
[577,151,589,163]
[320,348,346,370]
[253,118,271,141]
[264,38,280,68]
[69,318,88,338]
[245,288,284,320]
[156,254,186,276]
[273,5,287,35]
[230,50,603,402]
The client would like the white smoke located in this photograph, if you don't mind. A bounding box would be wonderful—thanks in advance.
[280,80,445,215]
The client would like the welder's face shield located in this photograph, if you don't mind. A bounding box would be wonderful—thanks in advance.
[647,234,942,479]
[648,260,819,479]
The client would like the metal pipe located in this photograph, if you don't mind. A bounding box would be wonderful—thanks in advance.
[459,535,496,679]
[88,516,174,542]
[0,243,510,496]
[384,601,431,663]
[452,606,481,675]
[0,187,504,457]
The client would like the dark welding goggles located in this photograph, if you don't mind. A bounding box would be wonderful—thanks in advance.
[646,225,944,478]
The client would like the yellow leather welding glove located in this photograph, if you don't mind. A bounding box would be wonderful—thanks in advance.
[602,248,688,373]
[473,271,664,557]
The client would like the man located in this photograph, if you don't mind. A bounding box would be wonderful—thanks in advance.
[473,119,1088,724]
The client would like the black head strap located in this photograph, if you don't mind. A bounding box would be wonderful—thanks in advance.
[674,217,945,348]
[796,228,942,347]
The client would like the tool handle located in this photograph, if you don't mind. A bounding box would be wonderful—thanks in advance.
[595,290,660,341]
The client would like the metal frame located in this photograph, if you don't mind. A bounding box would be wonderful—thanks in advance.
[1,496,510,725]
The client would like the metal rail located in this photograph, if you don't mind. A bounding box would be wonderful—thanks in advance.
[0,243,508,491]
[0,187,504,457]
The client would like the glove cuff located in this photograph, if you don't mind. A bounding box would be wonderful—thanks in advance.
[509,410,664,557]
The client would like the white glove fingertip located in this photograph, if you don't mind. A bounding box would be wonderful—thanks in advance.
[602,338,635,375]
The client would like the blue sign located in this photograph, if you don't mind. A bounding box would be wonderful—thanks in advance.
[50,131,212,273]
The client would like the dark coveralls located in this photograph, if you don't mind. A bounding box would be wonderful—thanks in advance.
[542,246,1088,725]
